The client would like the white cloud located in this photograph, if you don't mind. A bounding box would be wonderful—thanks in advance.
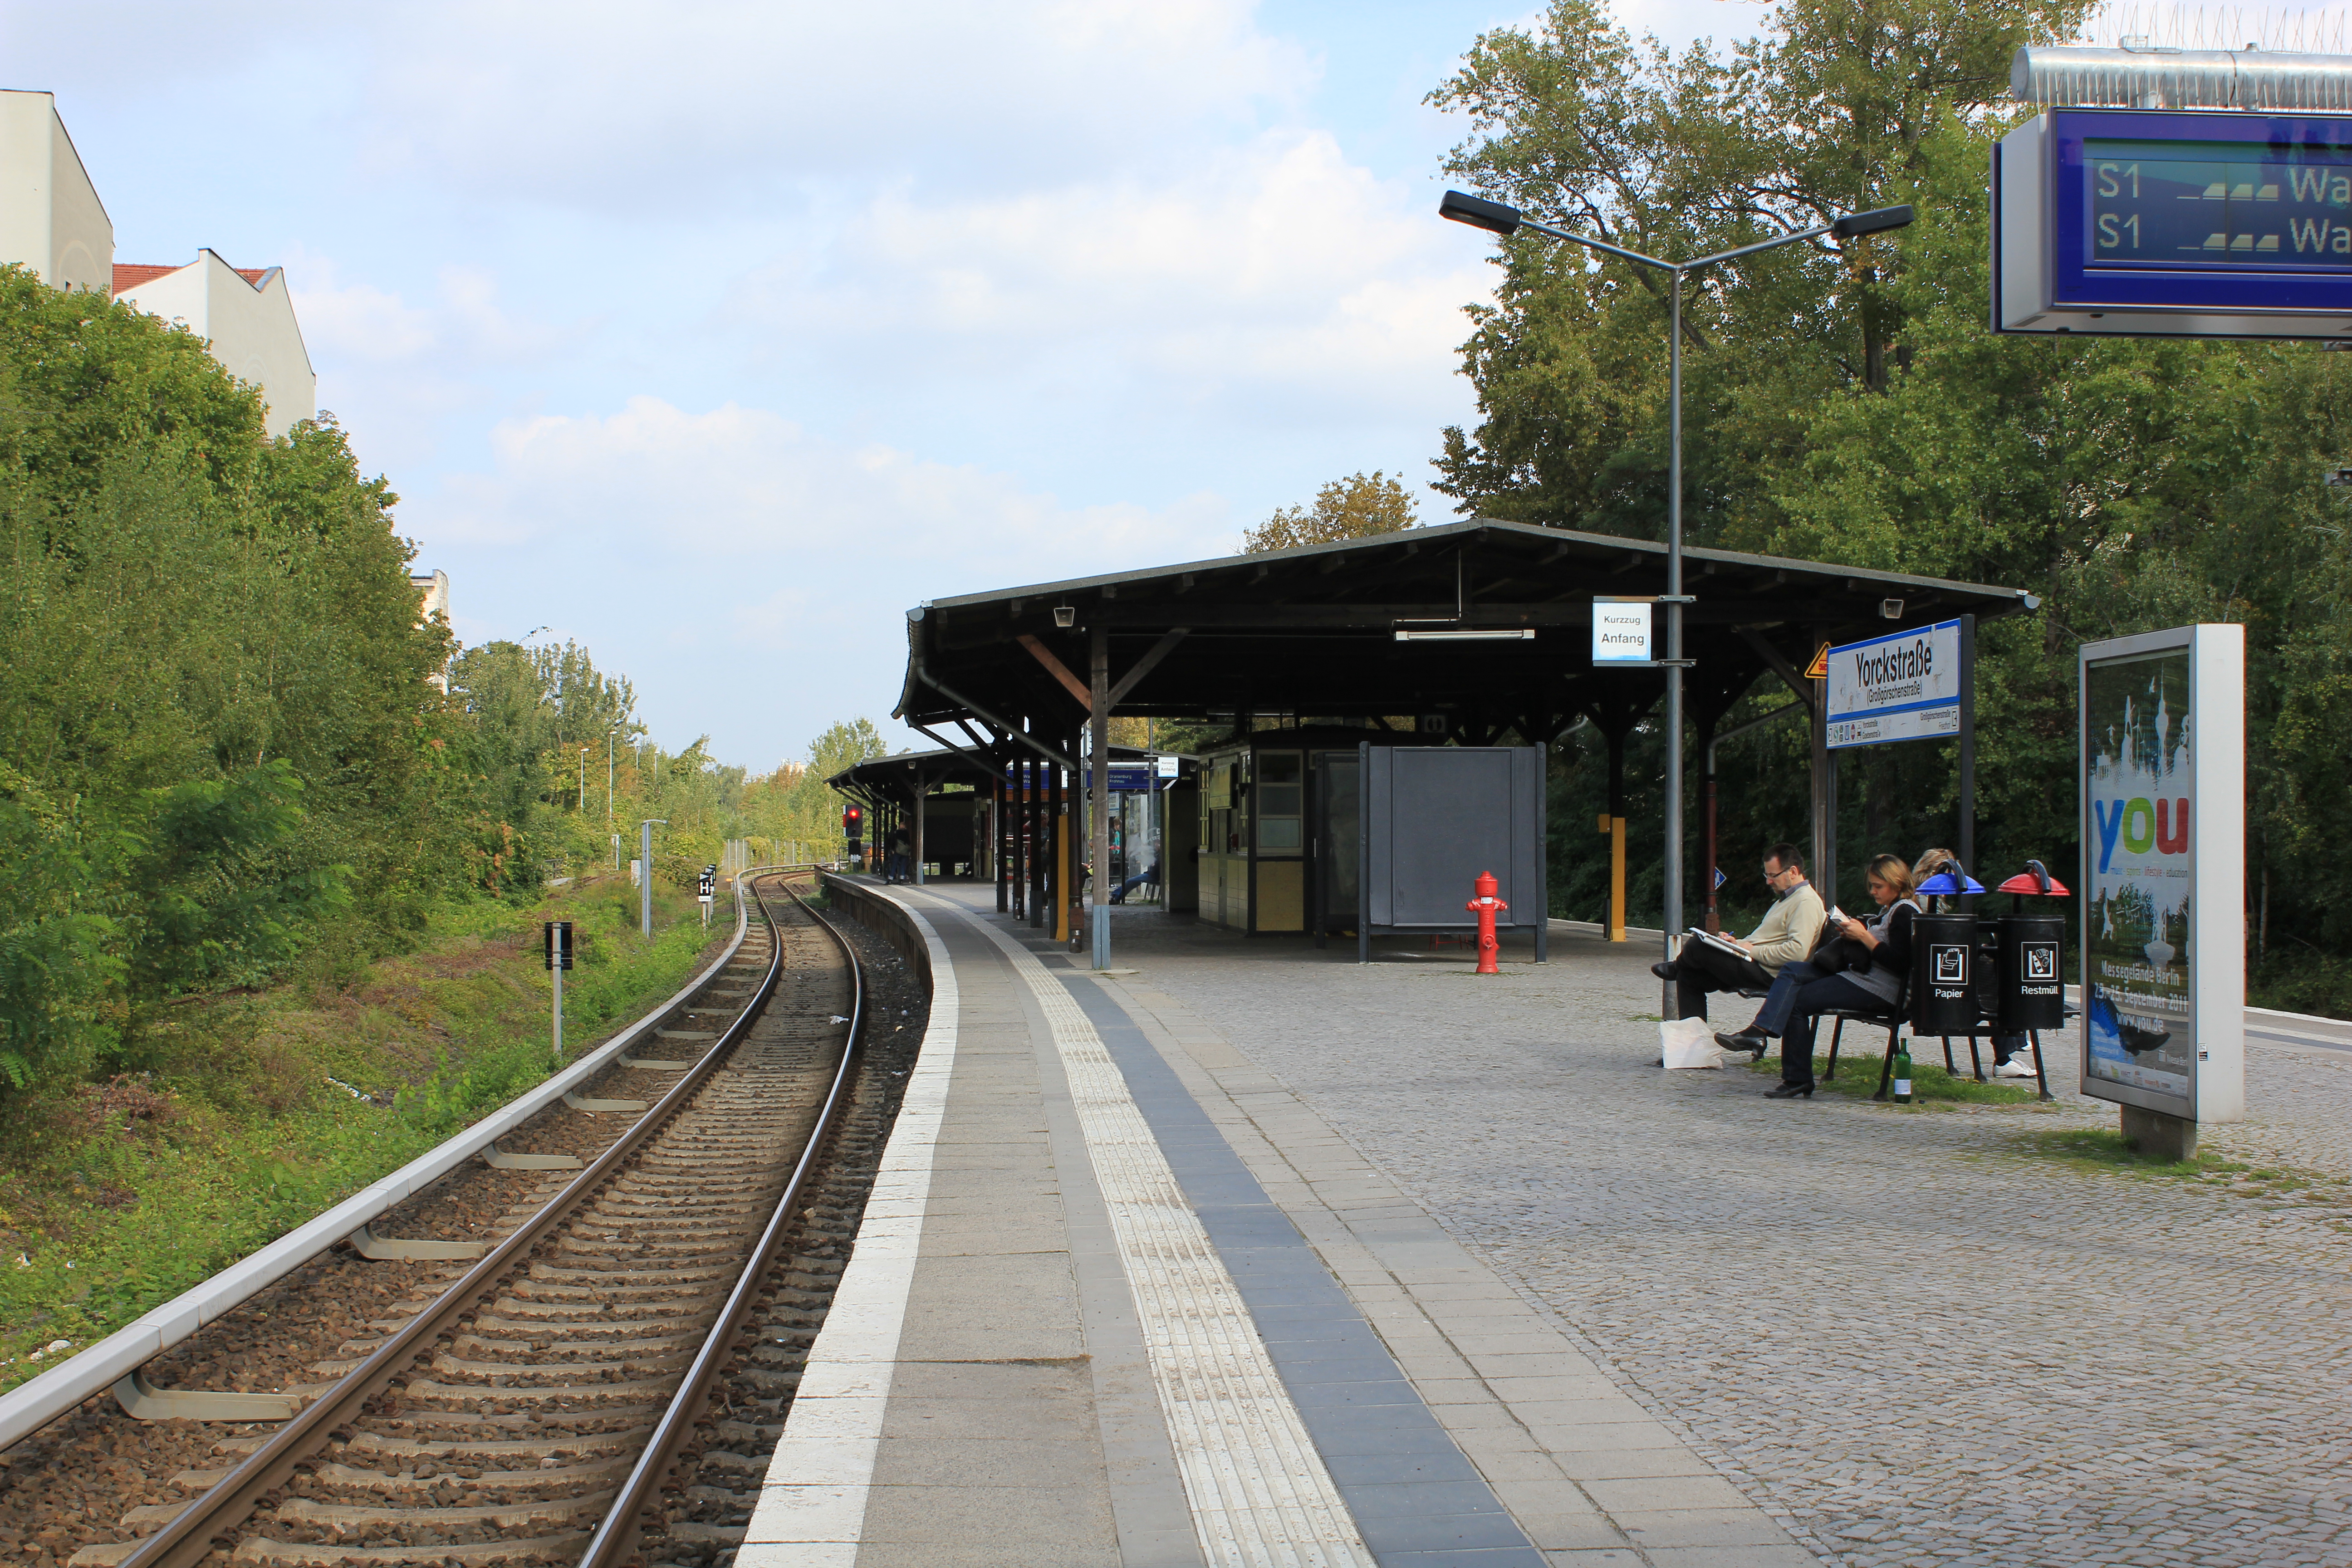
[286,251,595,470]
[434,395,1226,569]
[348,0,1315,211]
[415,396,1234,757]
[728,128,1493,421]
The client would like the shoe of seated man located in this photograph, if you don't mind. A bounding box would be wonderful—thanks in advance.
[1994,1057,2040,1078]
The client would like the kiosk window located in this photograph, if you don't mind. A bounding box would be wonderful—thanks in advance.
[1256,750,1303,855]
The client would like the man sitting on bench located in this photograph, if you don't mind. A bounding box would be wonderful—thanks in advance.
[1651,843,1825,1023]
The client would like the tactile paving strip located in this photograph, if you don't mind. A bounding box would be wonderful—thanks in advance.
[965,921,1373,1568]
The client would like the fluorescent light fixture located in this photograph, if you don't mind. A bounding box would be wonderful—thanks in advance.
[1393,628,1537,642]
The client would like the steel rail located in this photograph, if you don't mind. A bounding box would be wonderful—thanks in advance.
[115,872,804,1568]
[576,872,868,1568]
[0,869,777,1455]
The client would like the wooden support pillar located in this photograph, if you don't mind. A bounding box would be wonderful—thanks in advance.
[996,772,1010,912]
[1699,714,1720,935]
[1810,629,1835,910]
[912,769,927,886]
[1049,758,1067,940]
[1603,727,1628,942]
[1089,628,1111,965]
[1028,757,1045,926]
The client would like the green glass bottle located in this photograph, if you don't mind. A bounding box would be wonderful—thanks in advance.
[1892,1042,1914,1104]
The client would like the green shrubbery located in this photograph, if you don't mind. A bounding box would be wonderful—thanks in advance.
[1441,3,2352,1011]
[0,877,724,1387]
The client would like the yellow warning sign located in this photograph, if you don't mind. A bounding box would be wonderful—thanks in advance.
[1803,642,1830,681]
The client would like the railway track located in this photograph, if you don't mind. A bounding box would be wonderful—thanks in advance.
[68,872,871,1568]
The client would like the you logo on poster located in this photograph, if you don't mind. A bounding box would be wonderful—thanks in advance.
[2092,794,2189,872]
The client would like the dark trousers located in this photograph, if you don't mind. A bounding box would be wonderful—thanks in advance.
[1672,942,1775,1021]
[1750,959,1827,1037]
[1781,971,1891,1086]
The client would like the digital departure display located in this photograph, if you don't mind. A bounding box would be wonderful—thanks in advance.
[2086,137,2352,272]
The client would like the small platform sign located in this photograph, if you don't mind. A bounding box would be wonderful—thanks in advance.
[1592,597,1653,664]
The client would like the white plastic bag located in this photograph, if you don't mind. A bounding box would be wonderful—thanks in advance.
[1659,1016,1723,1070]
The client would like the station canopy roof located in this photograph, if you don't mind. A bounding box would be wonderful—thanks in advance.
[895,519,2037,753]
[830,743,1156,804]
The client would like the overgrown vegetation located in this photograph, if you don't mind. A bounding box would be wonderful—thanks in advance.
[0,877,721,1387]
[0,265,897,1373]
[1431,0,2352,1013]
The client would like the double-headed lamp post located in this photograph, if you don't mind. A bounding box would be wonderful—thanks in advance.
[1439,190,1913,1008]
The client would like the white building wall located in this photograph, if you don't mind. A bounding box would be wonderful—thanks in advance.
[114,251,318,438]
[410,570,449,626]
[0,90,112,294]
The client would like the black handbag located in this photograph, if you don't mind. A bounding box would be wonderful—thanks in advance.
[1810,925,1871,974]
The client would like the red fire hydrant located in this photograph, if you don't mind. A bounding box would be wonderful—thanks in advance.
[1467,871,1507,975]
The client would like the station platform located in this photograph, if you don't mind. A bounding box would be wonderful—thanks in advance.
[737,885,1812,1568]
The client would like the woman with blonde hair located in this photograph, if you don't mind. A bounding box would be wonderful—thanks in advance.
[1753,852,1924,1098]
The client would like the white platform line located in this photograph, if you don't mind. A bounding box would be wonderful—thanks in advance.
[739,895,958,1568]
[962,916,1374,1568]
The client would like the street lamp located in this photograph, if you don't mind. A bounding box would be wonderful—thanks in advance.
[1440,190,1914,1007]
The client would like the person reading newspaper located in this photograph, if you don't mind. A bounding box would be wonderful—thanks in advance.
[1651,843,1825,1025]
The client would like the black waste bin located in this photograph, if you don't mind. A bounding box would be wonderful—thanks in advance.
[1996,914,2067,1031]
[1910,911,1979,1035]
[1972,917,2002,1026]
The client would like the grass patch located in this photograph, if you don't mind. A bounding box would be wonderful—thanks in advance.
[2019,1128,2230,1177]
[2014,1132,2352,1222]
[1743,1052,2041,1107]
[0,877,729,1389]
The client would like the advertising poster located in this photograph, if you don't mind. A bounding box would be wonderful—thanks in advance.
[2082,647,2197,1107]
[1826,620,1962,749]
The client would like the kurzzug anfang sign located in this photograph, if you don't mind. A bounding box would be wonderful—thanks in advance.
[2079,623,2245,1123]
[1826,620,1962,749]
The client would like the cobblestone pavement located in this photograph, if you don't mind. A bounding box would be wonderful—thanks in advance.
[1105,914,2352,1568]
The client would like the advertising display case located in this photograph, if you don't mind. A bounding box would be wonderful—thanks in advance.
[2078,624,2244,1123]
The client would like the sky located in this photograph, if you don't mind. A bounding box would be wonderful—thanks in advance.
[5,0,1808,769]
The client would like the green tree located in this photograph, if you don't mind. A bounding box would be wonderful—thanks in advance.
[1426,0,2352,1009]
[0,267,446,1089]
[1240,471,1419,553]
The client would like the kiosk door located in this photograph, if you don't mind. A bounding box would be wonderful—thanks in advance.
[1314,750,1360,939]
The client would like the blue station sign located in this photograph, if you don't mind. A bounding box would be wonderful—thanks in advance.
[1995,108,2352,339]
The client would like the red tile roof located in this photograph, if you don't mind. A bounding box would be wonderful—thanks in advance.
[111,262,183,293]
[111,260,278,297]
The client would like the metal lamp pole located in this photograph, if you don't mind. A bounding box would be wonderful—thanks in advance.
[1439,191,1913,1008]
[640,818,667,938]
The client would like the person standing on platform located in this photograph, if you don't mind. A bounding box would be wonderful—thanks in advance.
[1652,844,1825,1023]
